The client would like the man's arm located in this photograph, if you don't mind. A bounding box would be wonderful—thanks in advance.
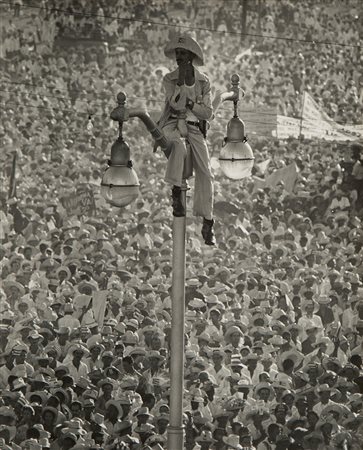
[185,78,213,121]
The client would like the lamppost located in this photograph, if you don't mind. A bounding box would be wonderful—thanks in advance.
[100,74,253,450]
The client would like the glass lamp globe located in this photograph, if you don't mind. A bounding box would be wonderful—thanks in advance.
[101,165,139,208]
[219,140,254,180]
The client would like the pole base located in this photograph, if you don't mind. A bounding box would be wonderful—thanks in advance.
[167,425,185,450]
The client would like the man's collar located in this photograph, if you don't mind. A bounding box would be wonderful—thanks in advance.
[168,67,207,81]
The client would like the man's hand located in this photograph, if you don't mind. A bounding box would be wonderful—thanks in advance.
[185,62,195,86]
[153,141,160,153]
[178,62,187,86]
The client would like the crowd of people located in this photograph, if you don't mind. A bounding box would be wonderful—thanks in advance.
[1,1,363,449]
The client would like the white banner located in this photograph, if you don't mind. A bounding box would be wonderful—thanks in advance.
[301,91,362,141]
[276,93,362,141]
[276,115,300,139]
[302,91,332,122]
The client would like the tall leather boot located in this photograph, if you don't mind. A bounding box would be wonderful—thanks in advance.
[171,186,185,217]
[202,218,215,245]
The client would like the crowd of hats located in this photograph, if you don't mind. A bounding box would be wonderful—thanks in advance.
[1,1,363,450]
[1,0,362,127]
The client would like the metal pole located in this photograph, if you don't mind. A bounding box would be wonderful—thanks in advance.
[299,91,305,139]
[8,151,17,199]
[167,180,187,450]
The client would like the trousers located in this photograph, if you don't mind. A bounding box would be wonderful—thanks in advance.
[162,119,214,218]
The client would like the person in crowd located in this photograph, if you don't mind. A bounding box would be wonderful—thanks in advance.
[157,34,216,246]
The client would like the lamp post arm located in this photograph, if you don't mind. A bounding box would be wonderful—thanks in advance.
[212,74,245,117]
[220,89,240,103]
[128,107,170,151]
[110,92,172,154]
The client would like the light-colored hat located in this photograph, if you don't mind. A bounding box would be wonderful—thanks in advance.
[105,400,123,417]
[278,349,304,371]
[268,335,287,346]
[11,377,27,391]
[134,423,156,434]
[20,439,42,450]
[28,330,44,341]
[255,382,274,396]
[225,325,244,341]
[136,407,153,418]
[317,294,331,305]
[98,377,114,389]
[316,383,332,394]
[41,406,59,419]
[195,430,216,443]
[313,336,331,348]
[223,434,242,449]
[39,437,51,447]
[164,35,204,65]
[68,343,89,357]
[2,280,25,295]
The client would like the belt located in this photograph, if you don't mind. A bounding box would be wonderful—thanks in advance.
[170,116,199,127]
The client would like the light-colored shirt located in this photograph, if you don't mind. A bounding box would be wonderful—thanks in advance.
[64,360,88,382]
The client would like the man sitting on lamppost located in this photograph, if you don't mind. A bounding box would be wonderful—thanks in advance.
[157,34,215,245]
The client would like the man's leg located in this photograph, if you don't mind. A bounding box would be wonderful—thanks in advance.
[187,126,215,245]
[162,122,188,216]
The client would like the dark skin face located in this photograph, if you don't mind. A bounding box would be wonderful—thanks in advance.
[175,48,194,65]
[175,48,194,86]
[258,388,271,401]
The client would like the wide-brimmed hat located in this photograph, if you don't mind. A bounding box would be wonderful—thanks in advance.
[11,377,27,391]
[78,280,97,294]
[147,350,164,360]
[340,363,360,377]
[225,325,244,341]
[62,418,87,437]
[136,406,153,418]
[29,373,49,386]
[27,391,50,405]
[134,423,156,434]
[195,430,216,443]
[316,383,333,394]
[18,438,42,450]
[60,432,77,444]
[28,330,44,341]
[268,335,287,346]
[223,434,242,449]
[245,408,270,421]
[92,412,107,430]
[317,294,331,305]
[278,349,304,371]
[0,406,17,420]
[225,398,245,412]
[68,343,90,357]
[98,377,114,389]
[105,400,123,417]
[255,382,274,397]
[164,35,204,65]
[41,406,59,419]
[313,336,332,348]
[2,280,25,296]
